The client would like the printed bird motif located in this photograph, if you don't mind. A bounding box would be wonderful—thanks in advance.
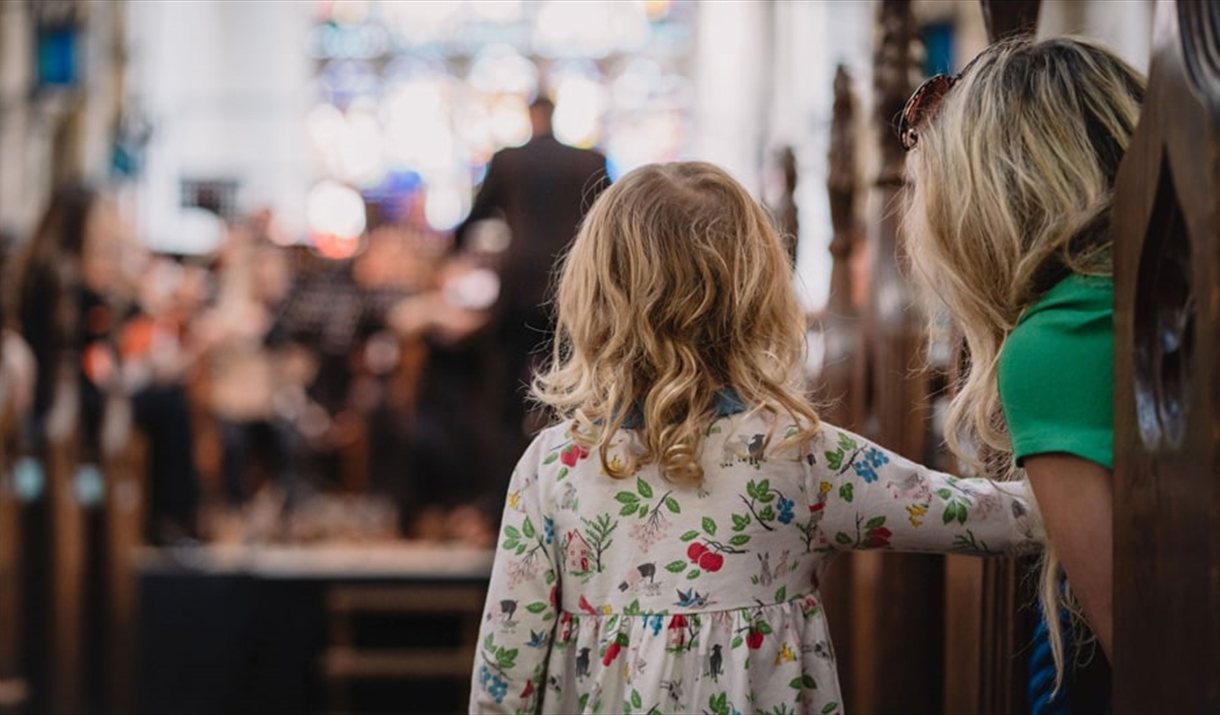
[675,588,710,608]
[708,644,724,681]
[575,647,592,678]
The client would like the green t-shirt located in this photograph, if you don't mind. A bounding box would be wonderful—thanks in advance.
[997,274,1114,469]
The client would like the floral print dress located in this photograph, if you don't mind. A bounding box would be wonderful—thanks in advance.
[471,408,1043,714]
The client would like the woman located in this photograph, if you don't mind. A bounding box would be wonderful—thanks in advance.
[900,36,1145,705]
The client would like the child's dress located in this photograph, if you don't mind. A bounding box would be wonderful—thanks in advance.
[471,408,1042,714]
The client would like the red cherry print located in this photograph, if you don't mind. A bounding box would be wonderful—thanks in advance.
[698,551,725,572]
[746,629,765,649]
[687,542,708,562]
[602,642,622,666]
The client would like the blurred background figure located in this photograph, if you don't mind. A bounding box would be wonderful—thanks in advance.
[192,209,296,532]
[454,97,609,460]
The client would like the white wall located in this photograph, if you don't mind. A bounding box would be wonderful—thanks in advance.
[127,0,312,253]
[693,0,875,313]
[1040,0,1154,73]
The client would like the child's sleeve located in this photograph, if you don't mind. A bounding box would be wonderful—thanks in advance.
[808,424,1044,555]
[470,438,558,715]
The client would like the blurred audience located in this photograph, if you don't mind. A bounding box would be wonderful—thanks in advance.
[4,181,200,544]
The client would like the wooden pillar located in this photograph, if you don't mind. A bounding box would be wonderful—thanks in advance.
[849,3,944,713]
[44,362,85,715]
[0,375,27,711]
[1112,1,1220,711]
[816,62,865,709]
[100,393,144,715]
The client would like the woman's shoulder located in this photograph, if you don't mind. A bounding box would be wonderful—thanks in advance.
[1017,273,1113,328]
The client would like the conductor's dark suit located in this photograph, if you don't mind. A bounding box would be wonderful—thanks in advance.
[456,132,610,444]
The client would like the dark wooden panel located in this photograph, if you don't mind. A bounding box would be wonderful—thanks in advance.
[980,0,1042,42]
[1112,1,1220,712]
[849,3,945,713]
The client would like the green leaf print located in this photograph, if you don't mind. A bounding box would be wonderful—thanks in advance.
[680,530,700,542]
[756,621,773,635]
[543,452,559,465]
[943,501,968,525]
[789,674,818,690]
[502,536,520,550]
[623,599,641,615]
[747,480,762,500]
[631,690,643,709]
[545,570,556,585]
[578,694,590,711]
[839,483,854,502]
[837,432,857,451]
[638,504,648,519]
[522,517,536,538]
[732,634,744,649]
[865,515,886,530]
[616,492,640,505]
[686,569,701,579]
[702,516,718,536]
[557,466,568,481]
[825,450,843,470]
[822,702,838,713]
[496,647,518,670]
[775,586,787,603]
[759,505,775,522]
[936,487,952,500]
[525,602,548,614]
[665,560,687,573]
[504,525,521,539]
[664,496,681,514]
[620,503,639,517]
[835,532,852,545]
[637,478,653,498]
[729,534,751,547]
[732,513,751,531]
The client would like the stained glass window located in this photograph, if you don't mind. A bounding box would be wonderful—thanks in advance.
[305,0,697,246]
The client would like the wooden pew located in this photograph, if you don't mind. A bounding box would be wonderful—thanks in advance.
[322,583,486,714]
[1112,1,1220,711]
[0,347,29,712]
[18,355,147,715]
[42,360,88,715]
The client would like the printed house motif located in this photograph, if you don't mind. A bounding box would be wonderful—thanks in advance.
[667,614,689,648]
[565,530,593,572]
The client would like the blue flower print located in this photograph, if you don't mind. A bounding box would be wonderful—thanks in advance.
[479,665,509,704]
[852,460,879,483]
[543,517,555,545]
[644,613,664,636]
[777,497,795,524]
[865,447,890,469]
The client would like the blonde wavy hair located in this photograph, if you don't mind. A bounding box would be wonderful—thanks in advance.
[902,36,1144,688]
[532,161,820,484]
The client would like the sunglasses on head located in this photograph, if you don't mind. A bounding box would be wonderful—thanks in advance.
[898,72,960,151]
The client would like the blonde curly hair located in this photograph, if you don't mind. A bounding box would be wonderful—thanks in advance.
[532,161,820,484]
